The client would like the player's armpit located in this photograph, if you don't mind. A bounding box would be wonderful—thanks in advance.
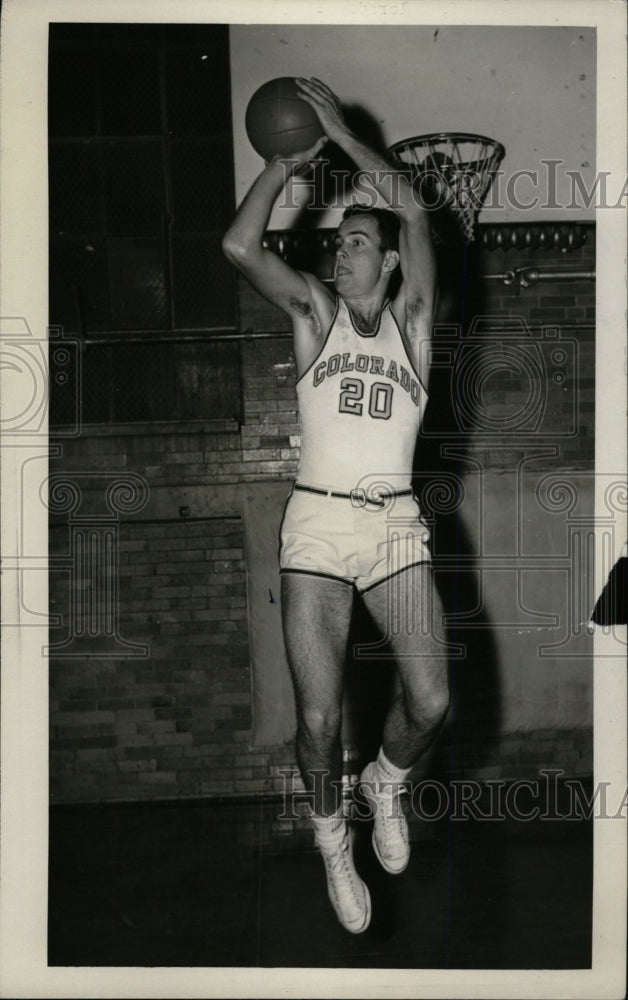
[392,287,434,391]
[290,270,336,377]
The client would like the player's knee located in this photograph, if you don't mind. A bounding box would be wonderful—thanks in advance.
[407,684,449,730]
[299,705,342,743]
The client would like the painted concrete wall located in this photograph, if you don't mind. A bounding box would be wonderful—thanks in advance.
[229,24,595,228]
[242,469,595,748]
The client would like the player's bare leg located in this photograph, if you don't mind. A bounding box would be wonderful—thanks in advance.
[281,572,371,932]
[360,563,449,873]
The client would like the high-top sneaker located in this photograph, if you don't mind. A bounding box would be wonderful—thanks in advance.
[313,819,371,933]
[360,759,410,874]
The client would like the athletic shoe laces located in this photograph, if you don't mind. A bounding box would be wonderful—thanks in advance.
[364,764,408,828]
[322,834,361,902]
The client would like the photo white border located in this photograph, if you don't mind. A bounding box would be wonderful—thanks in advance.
[1,1,626,997]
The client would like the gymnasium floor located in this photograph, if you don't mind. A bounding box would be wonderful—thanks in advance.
[48,796,592,970]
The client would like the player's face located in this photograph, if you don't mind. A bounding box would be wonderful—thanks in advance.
[333,215,386,295]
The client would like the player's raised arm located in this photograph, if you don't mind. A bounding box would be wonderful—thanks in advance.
[222,138,328,318]
[295,78,436,320]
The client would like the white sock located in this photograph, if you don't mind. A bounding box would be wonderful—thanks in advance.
[311,809,345,839]
[376,747,412,784]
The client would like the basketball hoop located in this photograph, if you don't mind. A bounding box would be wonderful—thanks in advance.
[386,133,505,244]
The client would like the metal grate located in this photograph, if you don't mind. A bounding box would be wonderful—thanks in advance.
[100,43,161,135]
[48,46,99,137]
[49,238,111,332]
[49,339,243,427]
[170,139,235,231]
[103,142,165,234]
[107,237,169,330]
[48,24,239,426]
[48,24,236,339]
[165,46,233,136]
[49,144,104,234]
[171,234,237,330]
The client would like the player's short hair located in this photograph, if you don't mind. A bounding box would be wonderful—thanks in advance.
[341,205,400,254]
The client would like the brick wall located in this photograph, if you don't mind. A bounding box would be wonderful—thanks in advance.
[49,228,595,805]
[49,511,305,803]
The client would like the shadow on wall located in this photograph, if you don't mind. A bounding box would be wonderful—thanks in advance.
[421,245,502,779]
[341,245,502,779]
[291,104,390,231]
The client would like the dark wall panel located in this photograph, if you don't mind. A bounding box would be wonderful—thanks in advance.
[49,24,236,339]
[48,23,239,425]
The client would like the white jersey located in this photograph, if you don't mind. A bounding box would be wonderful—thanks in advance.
[296,297,428,492]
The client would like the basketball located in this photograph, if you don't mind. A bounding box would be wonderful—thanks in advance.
[245,77,324,161]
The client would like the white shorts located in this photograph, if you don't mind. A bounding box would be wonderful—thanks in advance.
[279,483,432,593]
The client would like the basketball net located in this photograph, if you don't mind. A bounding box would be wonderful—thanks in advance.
[387,133,505,244]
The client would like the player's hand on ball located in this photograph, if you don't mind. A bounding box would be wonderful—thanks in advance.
[295,78,347,143]
[293,134,329,172]
[268,134,328,174]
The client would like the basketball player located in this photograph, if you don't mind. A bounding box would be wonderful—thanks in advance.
[223,78,449,934]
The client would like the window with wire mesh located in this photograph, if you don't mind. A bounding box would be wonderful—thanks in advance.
[48,24,239,427]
